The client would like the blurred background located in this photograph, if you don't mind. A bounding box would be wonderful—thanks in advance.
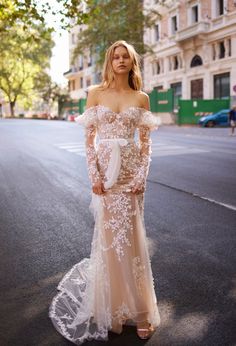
[1,0,236,125]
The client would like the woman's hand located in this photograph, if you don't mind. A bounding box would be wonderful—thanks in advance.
[131,182,145,194]
[92,180,105,195]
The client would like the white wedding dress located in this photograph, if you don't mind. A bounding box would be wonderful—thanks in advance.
[49,105,161,344]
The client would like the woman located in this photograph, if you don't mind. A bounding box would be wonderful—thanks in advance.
[49,40,160,344]
[229,105,236,136]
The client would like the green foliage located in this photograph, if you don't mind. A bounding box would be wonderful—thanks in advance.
[0,0,86,32]
[0,21,54,115]
[72,0,163,67]
[35,71,70,104]
[0,0,169,115]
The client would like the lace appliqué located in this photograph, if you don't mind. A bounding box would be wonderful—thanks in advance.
[103,192,135,261]
[86,142,101,184]
[113,302,135,324]
[132,256,146,296]
[49,106,161,345]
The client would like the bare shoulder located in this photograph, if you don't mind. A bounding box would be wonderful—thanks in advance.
[137,90,150,110]
[86,85,101,108]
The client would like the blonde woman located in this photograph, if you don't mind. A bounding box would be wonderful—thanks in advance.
[49,40,160,344]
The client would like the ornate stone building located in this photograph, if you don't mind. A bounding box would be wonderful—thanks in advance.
[63,22,97,100]
[143,0,236,104]
[65,0,236,105]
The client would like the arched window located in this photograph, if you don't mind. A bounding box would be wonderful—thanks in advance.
[190,55,203,67]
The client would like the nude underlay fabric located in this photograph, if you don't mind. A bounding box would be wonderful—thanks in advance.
[49,105,161,344]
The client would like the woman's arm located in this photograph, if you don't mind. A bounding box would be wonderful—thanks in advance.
[85,87,105,195]
[132,93,152,194]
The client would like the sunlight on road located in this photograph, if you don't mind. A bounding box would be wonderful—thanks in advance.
[158,300,213,343]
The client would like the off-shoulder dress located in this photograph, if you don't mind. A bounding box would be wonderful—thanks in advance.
[49,105,161,344]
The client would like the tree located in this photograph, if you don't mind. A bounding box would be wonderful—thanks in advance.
[35,71,71,115]
[0,23,54,116]
[71,0,167,67]
[0,0,86,33]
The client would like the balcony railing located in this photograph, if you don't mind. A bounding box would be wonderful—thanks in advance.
[175,21,210,42]
[63,67,79,77]
[210,11,236,30]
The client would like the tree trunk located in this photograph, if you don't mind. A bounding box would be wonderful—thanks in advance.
[10,101,15,117]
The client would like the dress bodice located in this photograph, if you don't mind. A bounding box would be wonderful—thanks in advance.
[76,105,159,139]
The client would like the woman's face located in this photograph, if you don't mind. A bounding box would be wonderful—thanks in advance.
[111,46,133,75]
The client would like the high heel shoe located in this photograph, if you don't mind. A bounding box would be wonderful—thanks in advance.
[136,323,154,340]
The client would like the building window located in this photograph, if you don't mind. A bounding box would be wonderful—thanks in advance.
[228,39,231,57]
[88,52,92,67]
[216,0,224,16]
[155,24,160,41]
[219,41,225,59]
[171,82,182,108]
[173,56,179,70]
[192,5,198,23]
[86,78,91,87]
[214,73,230,99]
[190,55,203,67]
[212,39,231,60]
[80,77,83,88]
[171,15,178,35]
[191,79,203,99]
[79,55,83,70]
[212,45,216,60]
[152,60,161,75]
[169,56,181,71]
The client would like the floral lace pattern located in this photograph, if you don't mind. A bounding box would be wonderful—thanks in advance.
[76,105,158,189]
[102,192,135,261]
[113,302,135,324]
[132,256,146,296]
[49,106,160,345]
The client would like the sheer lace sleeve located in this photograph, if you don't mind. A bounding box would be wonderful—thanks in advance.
[138,109,159,130]
[131,110,158,190]
[75,107,101,185]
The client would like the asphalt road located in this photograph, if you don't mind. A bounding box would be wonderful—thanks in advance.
[0,118,236,346]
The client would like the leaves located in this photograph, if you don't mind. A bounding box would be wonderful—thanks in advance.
[0,21,54,115]
[71,0,163,68]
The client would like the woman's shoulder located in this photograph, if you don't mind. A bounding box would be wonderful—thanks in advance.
[135,90,150,110]
[87,84,102,97]
[86,85,103,108]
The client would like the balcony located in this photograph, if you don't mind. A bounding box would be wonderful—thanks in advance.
[175,21,210,43]
[210,11,236,30]
[63,66,79,78]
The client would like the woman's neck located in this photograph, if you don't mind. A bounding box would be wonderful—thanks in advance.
[110,74,131,91]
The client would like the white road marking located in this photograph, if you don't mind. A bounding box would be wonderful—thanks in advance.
[54,141,210,158]
[59,145,84,149]
[197,195,236,211]
[75,152,86,157]
[152,181,236,212]
[54,142,84,146]
[154,148,210,157]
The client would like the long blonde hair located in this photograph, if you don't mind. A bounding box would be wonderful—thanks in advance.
[99,40,142,91]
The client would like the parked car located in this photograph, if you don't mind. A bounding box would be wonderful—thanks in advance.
[198,109,230,127]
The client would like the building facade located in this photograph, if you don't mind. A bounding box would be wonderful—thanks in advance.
[65,0,236,106]
[143,0,236,105]
[64,18,100,100]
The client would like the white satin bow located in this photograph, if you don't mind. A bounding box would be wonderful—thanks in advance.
[100,138,130,189]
